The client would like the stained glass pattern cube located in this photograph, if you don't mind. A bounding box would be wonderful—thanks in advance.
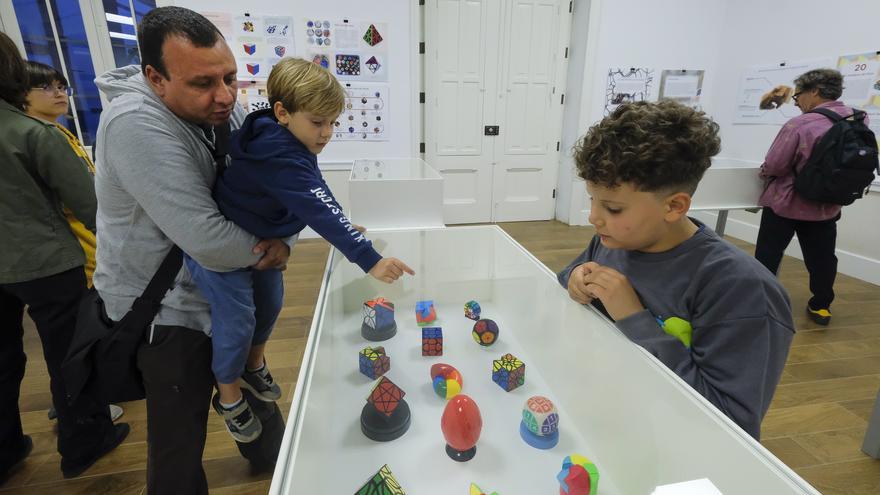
[364,298,395,330]
[415,300,437,326]
[366,376,405,417]
[355,464,405,495]
[492,353,525,392]
[359,346,391,379]
[421,327,443,356]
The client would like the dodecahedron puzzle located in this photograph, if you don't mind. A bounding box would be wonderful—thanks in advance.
[356,464,406,495]
[522,395,559,437]
[415,300,437,326]
[492,353,525,392]
[464,300,481,320]
[364,298,395,331]
[421,327,443,356]
[366,376,406,418]
[472,319,499,347]
[359,346,391,379]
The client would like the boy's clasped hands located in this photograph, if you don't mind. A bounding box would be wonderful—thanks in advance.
[566,262,644,321]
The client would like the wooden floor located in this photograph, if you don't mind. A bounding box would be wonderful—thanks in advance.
[3,220,879,494]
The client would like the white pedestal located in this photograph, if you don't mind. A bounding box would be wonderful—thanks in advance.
[348,158,445,231]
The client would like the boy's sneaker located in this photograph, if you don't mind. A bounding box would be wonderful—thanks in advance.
[212,394,262,443]
[241,363,282,402]
[807,305,832,326]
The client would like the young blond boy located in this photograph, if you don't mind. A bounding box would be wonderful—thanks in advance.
[185,58,413,442]
[558,100,794,439]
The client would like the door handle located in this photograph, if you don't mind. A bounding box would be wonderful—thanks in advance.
[441,168,479,173]
[507,167,541,172]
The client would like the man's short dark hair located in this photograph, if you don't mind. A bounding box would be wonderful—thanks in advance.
[574,100,721,195]
[25,61,68,89]
[0,32,29,109]
[794,69,844,101]
[138,6,223,78]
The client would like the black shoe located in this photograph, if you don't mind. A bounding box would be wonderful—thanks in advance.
[61,423,130,479]
[807,305,832,326]
[0,435,33,486]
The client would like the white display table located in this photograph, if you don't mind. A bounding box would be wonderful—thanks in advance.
[348,158,444,231]
[692,159,764,236]
[270,226,818,494]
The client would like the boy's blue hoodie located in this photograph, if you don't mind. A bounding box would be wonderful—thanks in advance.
[215,108,382,273]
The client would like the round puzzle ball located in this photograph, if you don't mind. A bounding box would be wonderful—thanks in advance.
[464,300,482,320]
[522,395,559,437]
[471,318,499,346]
[430,363,463,400]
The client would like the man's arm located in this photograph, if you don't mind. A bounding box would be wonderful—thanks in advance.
[760,121,802,178]
[103,114,261,271]
[31,126,97,231]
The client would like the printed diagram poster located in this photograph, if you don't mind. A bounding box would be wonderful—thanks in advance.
[837,51,880,149]
[203,13,294,81]
[605,68,655,115]
[238,86,271,114]
[658,70,704,109]
[334,83,388,141]
[733,58,834,125]
[300,18,389,82]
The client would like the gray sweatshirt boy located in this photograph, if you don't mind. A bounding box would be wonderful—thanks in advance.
[93,65,265,334]
[558,220,794,439]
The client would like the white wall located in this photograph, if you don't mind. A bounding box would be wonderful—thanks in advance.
[558,0,729,225]
[558,0,880,285]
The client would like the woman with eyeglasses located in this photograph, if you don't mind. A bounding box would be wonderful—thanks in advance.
[0,32,128,483]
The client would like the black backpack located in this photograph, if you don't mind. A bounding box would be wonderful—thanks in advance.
[793,107,879,205]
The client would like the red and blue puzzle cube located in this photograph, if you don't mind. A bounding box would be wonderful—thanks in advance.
[359,346,391,379]
[421,327,443,356]
[415,300,437,325]
[364,298,395,331]
[492,353,525,392]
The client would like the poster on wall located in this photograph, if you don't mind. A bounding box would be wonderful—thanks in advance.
[300,18,389,82]
[202,12,295,81]
[658,70,704,109]
[605,68,655,115]
[837,51,880,186]
[334,83,388,141]
[733,58,835,125]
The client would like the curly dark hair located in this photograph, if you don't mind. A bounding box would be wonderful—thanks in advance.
[574,100,721,195]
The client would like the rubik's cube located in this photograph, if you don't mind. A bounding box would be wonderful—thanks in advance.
[246,63,260,76]
[492,353,525,392]
[364,298,395,330]
[366,376,405,417]
[242,43,256,55]
[421,327,443,356]
[464,300,481,320]
[356,464,406,495]
[415,300,437,326]
[359,346,390,379]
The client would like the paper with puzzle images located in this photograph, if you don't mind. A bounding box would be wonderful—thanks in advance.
[212,13,294,81]
[605,67,655,115]
[334,83,389,141]
[837,50,880,185]
[299,18,389,82]
[733,58,834,125]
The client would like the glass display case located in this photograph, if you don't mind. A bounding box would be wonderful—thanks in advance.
[270,226,818,494]
[348,158,444,231]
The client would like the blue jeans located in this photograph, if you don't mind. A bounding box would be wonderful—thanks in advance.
[184,256,283,384]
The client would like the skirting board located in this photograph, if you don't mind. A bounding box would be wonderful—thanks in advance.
[691,211,880,287]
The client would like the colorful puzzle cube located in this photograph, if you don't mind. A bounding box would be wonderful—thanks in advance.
[472,319,499,346]
[366,376,406,417]
[364,298,396,331]
[242,43,256,55]
[356,464,406,495]
[421,327,443,356]
[522,396,559,437]
[464,300,481,320]
[492,353,525,392]
[359,346,390,379]
[415,300,437,326]
[469,483,499,495]
[557,454,599,495]
[246,63,260,76]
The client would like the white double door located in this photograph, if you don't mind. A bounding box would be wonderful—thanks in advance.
[425,0,570,224]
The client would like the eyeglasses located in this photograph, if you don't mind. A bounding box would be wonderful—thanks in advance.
[32,84,73,96]
[791,91,803,102]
